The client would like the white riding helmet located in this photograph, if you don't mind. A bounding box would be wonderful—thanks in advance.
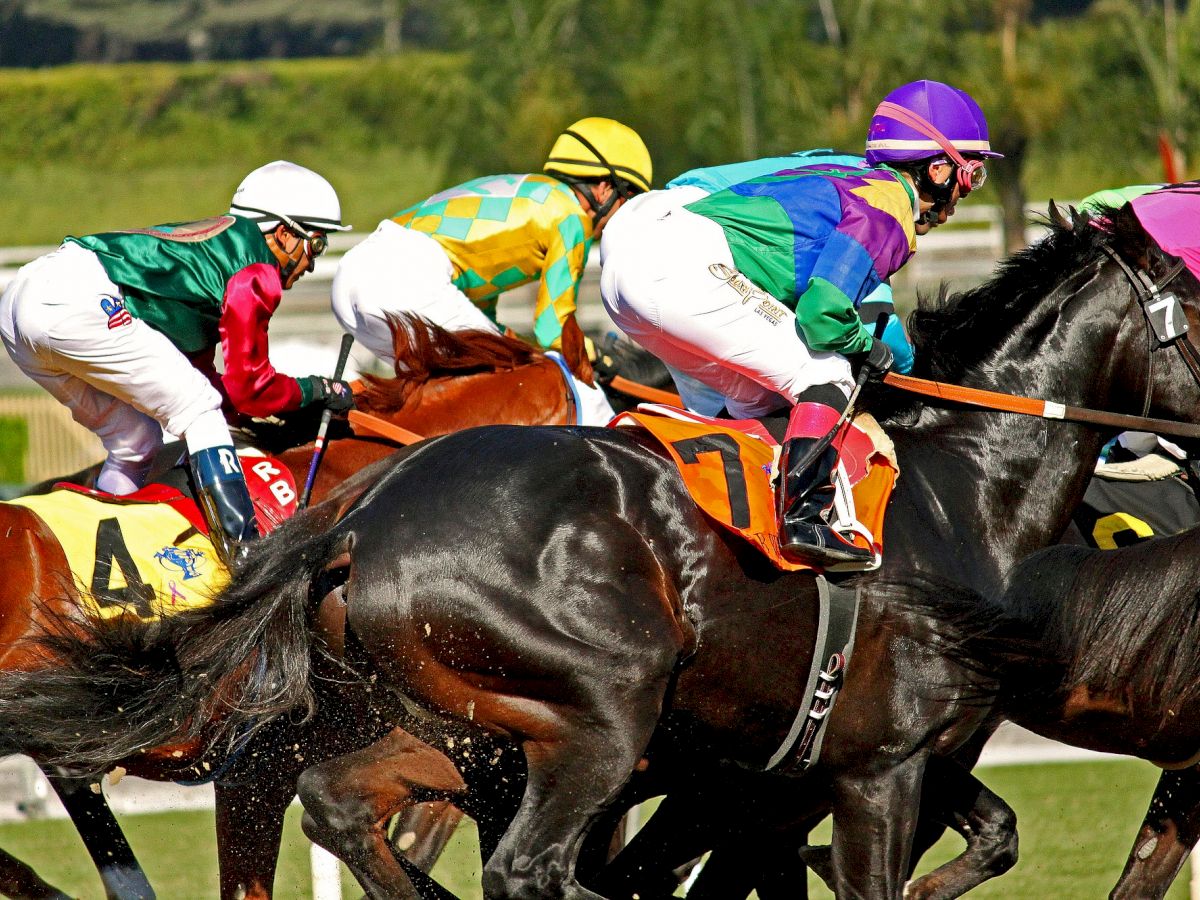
[229,160,352,234]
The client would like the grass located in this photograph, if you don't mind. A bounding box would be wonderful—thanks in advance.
[0,758,1186,898]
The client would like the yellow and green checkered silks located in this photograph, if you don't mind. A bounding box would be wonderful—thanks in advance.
[392,174,593,348]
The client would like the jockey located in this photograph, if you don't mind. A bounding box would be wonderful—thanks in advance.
[622,150,916,415]
[0,160,354,567]
[331,117,652,426]
[601,80,998,567]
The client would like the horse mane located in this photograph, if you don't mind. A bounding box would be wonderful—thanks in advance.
[904,203,1152,386]
[1005,531,1200,714]
[358,313,543,414]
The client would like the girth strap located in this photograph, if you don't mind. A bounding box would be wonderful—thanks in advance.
[765,577,859,773]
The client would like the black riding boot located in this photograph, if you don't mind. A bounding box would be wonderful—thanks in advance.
[778,436,873,567]
[189,446,259,570]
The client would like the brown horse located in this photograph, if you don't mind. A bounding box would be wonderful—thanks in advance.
[0,314,616,900]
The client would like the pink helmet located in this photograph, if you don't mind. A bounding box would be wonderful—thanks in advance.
[865,80,1001,167]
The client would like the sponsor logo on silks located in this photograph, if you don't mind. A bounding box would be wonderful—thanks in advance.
[155,545,206,581]
[100,295,133,330]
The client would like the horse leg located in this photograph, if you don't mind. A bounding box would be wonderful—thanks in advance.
[388,802,464,872]
[296,727,466,900]
[1110,765,1200,900]
[690,827,812,900]
[829,753,928,900]
[587,791,720,900]
[0,847,73,900]
[482,703,665,900]
[214,770,299,900]
[901,759,1018,900]
[47,771,155,900]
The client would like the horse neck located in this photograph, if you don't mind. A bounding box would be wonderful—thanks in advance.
[889,270,1144,594]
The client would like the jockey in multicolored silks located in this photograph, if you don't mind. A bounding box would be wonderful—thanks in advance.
[601,80,999,567]
[331,117,653,426]
[0,161,354,567]
[634,150,918,416]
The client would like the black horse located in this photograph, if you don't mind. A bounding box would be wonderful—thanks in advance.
[967,525,1200,900]
[2,204,1200,899]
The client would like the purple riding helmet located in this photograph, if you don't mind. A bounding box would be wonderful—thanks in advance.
[865,80,1001,194]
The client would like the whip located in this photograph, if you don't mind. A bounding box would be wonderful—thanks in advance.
[298,333,354,510]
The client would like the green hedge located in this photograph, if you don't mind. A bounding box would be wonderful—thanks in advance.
[0,55,486,242]
[0,46,1169,246]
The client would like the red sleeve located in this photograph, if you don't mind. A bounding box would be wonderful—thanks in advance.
[219,263,303,417]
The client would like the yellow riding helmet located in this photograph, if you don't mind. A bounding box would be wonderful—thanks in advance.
[543,117,653,195]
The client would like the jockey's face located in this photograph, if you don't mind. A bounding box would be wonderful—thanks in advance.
[267,225,319,289]
[914,161,962,235]
[572,181,628,239]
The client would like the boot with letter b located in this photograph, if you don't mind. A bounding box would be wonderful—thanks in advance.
[188,445,259,570]
[777,402,873,567]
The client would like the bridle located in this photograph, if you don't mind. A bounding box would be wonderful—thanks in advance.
[1100,245,1199,416]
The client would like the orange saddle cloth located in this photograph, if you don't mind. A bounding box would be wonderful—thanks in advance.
[610,405,898,572]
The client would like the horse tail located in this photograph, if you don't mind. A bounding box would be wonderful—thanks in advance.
[869,576,1060,704]
[0,510,349,775]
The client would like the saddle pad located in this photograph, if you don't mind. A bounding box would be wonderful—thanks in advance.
[610,409,897,572]
[8,489,227,622]
[5,454,298,621]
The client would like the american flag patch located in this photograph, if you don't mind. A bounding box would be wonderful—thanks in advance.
[100,295,132,329]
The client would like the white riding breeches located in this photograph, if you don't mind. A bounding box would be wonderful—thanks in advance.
[0,242,224,493]
[600,198,854,419]
[331,220,499,368]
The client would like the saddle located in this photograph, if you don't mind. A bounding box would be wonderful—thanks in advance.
[5,453,297,621]
[610,404,898,572]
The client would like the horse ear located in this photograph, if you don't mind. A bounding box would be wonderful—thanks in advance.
[1047,199,1072,230]
[559,314,596,387]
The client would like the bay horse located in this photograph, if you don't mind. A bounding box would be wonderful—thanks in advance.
[0,313,641,900]
[4,204,1200,898]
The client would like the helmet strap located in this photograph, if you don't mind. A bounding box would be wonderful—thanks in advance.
[912,163,956,225]
[267,226,307,287]
[873,101,986,195]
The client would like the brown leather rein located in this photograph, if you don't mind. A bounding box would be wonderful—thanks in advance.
[882,248,1200,441]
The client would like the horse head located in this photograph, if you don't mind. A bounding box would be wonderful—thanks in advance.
[904,201,1200,432]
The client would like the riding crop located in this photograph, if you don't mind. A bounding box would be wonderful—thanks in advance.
[298,333,354,510]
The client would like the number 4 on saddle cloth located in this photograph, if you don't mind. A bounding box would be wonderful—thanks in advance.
[6,454,297,621]
[610,405,898,572]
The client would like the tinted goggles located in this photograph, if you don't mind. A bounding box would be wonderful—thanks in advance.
[277,212,328,257]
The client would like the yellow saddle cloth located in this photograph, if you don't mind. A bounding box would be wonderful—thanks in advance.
[611,406,898,572]
[8,486,224,622]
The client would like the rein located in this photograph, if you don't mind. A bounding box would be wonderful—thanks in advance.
[347,410,426,446]
[883,248,1200,441]
[608,375,683,406]
[882,373,1200,440]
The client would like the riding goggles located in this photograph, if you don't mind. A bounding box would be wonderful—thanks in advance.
[873,101,989,194]
[235,206,329,257]
[277,212,328,258]
[933,157,988,194]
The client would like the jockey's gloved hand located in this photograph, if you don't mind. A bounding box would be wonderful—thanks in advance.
[856,339,894,382]
[880,313,915,375]
[299,376,355,412]
[592,334,622,385]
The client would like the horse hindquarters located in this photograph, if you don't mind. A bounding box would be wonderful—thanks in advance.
[329,428,698,899]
